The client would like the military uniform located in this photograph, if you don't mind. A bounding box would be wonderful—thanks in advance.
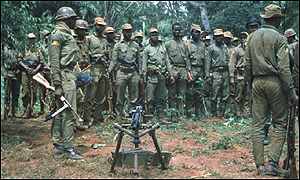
[20,34,44,118]
[3,46,21,119]
[185,25,209,118]
[165,38,191,118]
[142,28,172,117]
[208,29,230,117]
[109,23,140,117]
[229,39,248,117]
[84,18,110,124]
[245,4,296,170]
[49,20,80,151]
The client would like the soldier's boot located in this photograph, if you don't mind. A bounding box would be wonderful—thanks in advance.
[65,148,83,160]
[23,105,32,119]
[53,144,66,159]
[260,161,288,176]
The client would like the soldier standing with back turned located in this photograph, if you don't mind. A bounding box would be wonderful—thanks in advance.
[245,4,298,176]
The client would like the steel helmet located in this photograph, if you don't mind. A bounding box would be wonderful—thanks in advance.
[75,19,89,30]
[55,7,78,21]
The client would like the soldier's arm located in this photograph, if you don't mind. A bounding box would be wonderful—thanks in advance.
[277,36,294,94]
[142,47,148,75]
[108,43,119,73]
[184,43,191,72]
[229,48,238,78]
[203,48,210,78]
[49,33,63,87]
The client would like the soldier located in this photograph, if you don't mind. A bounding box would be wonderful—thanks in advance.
[49,7,82,160]
[142,27,173,118]
[229,32,249,117]
[284,28,298,69]
[115,32,121,42]
[165,22,191,120]
[108,23,141,119]
[246,16,261,34]
[231,37,239,48]
[208,29,230,117]
[3,45,21,119]
[104,26,117,117]
[74,19,90,129]
[185,24,209,118]
[84,17,109,126]
[204,35,212,48]
[245,4,298,176]
[19,33,44,118]
[294,42,299,92]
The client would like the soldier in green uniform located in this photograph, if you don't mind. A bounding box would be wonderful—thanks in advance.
[19,33,44,118]
[284,28,298,70]
[73,19,90,129]
[49,7,82,160]
[108,23,141,119]
[231,37,239,48]
[3,45,21,119]
[245,4,298,175]
[165,22,191,119]
[229,32,249,117]
[84,17,109,126]
[208,29,230,117]
[185,24,209,118]
[204,35,212,48]
[105,26,118,114]
[142,27,173,118]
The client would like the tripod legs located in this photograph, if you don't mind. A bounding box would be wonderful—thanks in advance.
[149,129,166,170]
[110,131,124,173]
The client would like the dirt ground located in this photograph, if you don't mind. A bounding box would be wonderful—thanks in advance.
[1,115,299,179]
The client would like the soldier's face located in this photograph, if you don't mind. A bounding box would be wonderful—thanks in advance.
[123,29,132,40]
[65,17,76,29]
[172,25,183,37]
[95,24,106,34]
[75,29,87,38]
[150,33,159,43]
[28,38,36,46]
[214,35,223,44]
[135,37,143,44]
[191,30,201,41]
[248,25,258,33]
[224,37,232,45]
[106,32,115,41]
[204,40,211,46]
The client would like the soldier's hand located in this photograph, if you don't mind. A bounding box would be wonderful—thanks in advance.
[54,86,64,98]
[289,89,299,106]
[229,77,235,84]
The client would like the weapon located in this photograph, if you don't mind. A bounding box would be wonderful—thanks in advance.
[282,105,298,178]
[104,74,116,121]
[110,106,167,175]
[32,73,84,123]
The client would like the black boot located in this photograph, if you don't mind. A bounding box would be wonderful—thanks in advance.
[65,148,83,160]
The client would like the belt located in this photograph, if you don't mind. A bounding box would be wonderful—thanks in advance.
[119,65,136,73]
[191,65,203,68]
[211,66,228,72]
[172,63,186,68]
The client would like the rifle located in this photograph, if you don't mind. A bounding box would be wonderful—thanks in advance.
[282,105,298,178]
[32,73,84,123]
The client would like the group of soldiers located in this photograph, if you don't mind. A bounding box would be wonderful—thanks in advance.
[2,4,299,176]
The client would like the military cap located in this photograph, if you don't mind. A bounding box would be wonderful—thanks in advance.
[260,4,283,19]
[149,27,159,33]
[213,29,224,36]
[191,23,202,32]
[75,19,89,30]
[284,28,296,38]
[95,17,107,26]
[105,26,115,34]
[134,32,144,37]
[122,23,133,30]
[240,32,249,37]
[27,33,36,39]
[224,31,233,39]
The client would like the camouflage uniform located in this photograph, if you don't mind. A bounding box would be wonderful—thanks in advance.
[186,24,209,118]
[142,27,172,117]
[165,36,191,118]
[108,23,140,118]
[49,20,80,151]
[208,29,229,117]
[245,4,297,170]
[3,46,21,119]
[84,17,110,124]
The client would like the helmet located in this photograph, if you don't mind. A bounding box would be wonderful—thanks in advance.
[75,19,89,30]
[284,28,296,38]
[76,72,93,87]
[246,16,261,28]
[55,7,77,21]
[134,32,143,38]
[105,26,115,34]
[149,27,159,33]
